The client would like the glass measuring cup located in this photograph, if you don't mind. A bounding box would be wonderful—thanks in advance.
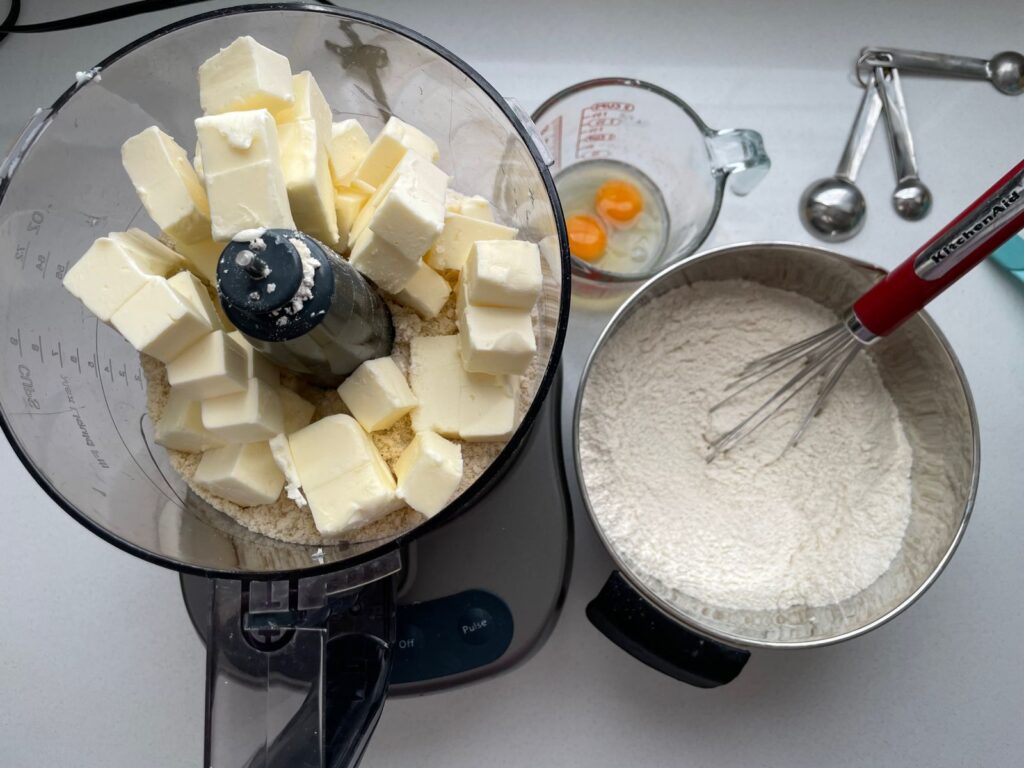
[533,78,770,284]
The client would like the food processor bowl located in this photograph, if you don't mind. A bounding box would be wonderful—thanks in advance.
[574,243,977,685]
[0,3,568,577]
[0,5,569,765]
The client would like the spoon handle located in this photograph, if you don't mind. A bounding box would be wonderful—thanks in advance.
[861,48,990,80]
[874,66,920,183]
[836,73,882,182]
[852,157,1024,337]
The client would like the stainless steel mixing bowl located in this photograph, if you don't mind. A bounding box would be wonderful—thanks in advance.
[574,242,979,684]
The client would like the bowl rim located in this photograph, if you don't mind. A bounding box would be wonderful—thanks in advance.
[572,240,980,650]
[0,2,572,580]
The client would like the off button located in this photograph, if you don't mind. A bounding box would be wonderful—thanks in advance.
[457,607,494,646]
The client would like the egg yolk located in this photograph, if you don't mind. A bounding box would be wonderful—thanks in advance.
[566,214,607,262]
[595,179,644,225]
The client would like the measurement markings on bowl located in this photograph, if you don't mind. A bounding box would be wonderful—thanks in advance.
[576,101,634,160]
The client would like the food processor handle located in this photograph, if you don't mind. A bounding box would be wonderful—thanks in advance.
[586,571,750,688]
[205,574,397,768]
[852,156,1024,338]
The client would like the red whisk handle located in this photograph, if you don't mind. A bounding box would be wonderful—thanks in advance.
[852,157,1024,338]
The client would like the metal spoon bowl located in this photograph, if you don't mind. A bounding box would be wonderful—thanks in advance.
[989,51,1024,95]
[800,177,867,242]
[893,177,932,221]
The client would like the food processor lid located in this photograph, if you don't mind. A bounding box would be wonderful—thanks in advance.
[0,3,571,579]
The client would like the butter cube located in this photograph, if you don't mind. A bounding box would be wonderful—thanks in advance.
[304,462,401,536]
[459,371,516,442]
[409,335,462,437]
[394,262,451,319]
[278,119,339,244]
[460,195,493,222]
[114,229,187,271]
[353,116,440,188]
[193,441,285,507]
[328,120,370,186]
[337,356,417,431]
[334,186,368,246]
[275,71,332,141]
[64,231,182,322]
[169,238,223,284]
[409,335,516,440]
[111,276,213,362]
[369,165,447,261]
[198,36,293,115]
[426,213,517,272]
[394,431,463,517]
[166,330,248,399]
[287,414,374,488]
[201,376,284,443]
[463,240,542,309]
[121,127,211,244]
[227,331,280,385]
[168,270,221,329]
[269,433,306,507]
[279,387,316,433]
[154,389,223,453]
[348,229,419,293]
[196,110,295,240]
[458,303,536,376]
[346,198,378,248]
[193,141,204,182]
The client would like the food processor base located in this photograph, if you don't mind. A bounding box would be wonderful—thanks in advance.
[180,370,572,696]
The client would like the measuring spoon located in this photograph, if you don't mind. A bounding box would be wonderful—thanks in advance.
[874,66,932,221]
[799,73,882,242]
[860,47,1024,96]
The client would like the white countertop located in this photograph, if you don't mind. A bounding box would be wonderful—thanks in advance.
[2,1,1023,766]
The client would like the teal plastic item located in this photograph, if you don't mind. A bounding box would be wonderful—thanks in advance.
[992,233,1024,281]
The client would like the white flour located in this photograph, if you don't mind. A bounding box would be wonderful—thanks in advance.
[579,280,914,612]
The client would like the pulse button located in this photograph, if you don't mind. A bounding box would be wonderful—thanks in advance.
[457,607,493,646]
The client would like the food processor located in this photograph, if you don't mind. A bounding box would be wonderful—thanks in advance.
[0,4,570,766]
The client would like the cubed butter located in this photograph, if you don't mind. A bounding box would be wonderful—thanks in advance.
[114,229,187,271]
[193,142,204,182]
[278,387,316,433]
[368,164,447,261]
[409,335,516,440]
[227,331,280,384]
[459,370,517,442]
[460,195,493,222]
[463,239,542,309]
[278,119,339,244]
[394,431,463,517]
[458,302,536,376]
[269,433,306,507]
[198,36,294,115]
[154,389,223,453]
[353,116,441,187]
[168,270,221,329]
[287,414,374,488]
[348,229,420,293]
[337,356,417,432]
[394,262,451,319]
[275,71,332,141]
[64,231,182,322]
[166,330,248,399]
[193,441,285,507]
[196,110,295,240]
[121,126,211,244]
[304,462,401,536]
[169,238,223,284]
[425,213,517,271]
[111,276,212,362]
[328,120,370,186]
[201,376,284,443]
[334,186,368,246]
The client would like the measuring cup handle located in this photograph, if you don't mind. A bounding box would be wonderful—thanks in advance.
[706,128,771,196]
[586,571,750,688]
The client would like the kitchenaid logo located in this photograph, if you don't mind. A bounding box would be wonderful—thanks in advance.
[928,184,1023,265]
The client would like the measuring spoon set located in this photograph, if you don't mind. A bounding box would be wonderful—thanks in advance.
[800,46,1024,242]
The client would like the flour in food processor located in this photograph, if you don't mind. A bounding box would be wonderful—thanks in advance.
[579,280,915,611]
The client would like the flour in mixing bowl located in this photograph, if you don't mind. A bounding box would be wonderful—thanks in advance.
[578,280,914,612]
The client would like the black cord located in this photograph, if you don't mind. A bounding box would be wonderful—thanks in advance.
[0,0,21,43]
[0,0,336,34]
